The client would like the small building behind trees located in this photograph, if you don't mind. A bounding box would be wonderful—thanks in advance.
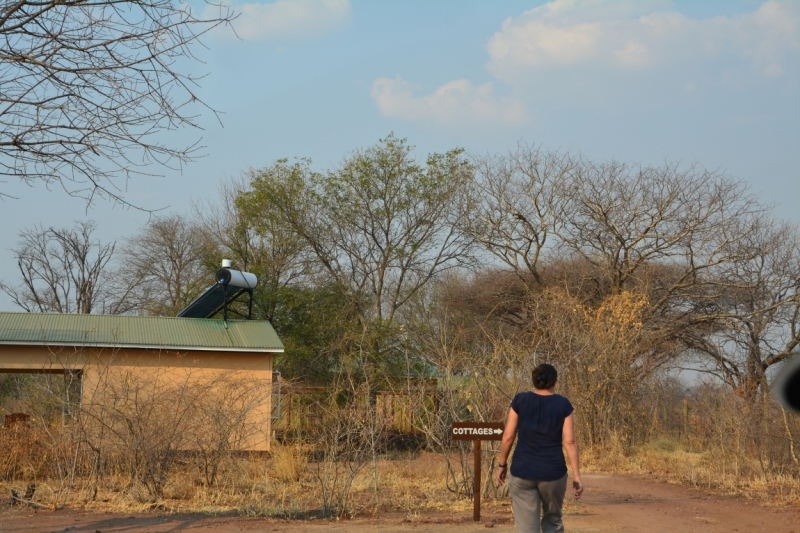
[0,312,283,451]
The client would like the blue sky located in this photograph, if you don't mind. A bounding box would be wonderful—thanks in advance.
[1,0,798,310]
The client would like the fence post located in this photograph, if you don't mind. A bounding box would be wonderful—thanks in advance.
[764,389,771,470]
[683,399,689,444]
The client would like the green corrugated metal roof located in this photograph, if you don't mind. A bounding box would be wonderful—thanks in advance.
[0,312,283,352]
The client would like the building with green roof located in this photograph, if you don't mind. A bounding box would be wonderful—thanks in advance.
[0,312,283,450]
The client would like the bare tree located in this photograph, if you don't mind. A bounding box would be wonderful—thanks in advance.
[560,160,775,372]
[117,215,206,316]
[682,219,800,399]
[0,221,121,313]
[558,161,761,298]
[470,149,763,300]
[466,145,575,287]
[0,0,234,205]
[468,148,769,373]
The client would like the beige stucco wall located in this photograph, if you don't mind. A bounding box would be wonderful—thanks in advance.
[0,344,274,451]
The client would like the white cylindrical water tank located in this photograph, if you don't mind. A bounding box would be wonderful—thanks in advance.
[215,268,258,289]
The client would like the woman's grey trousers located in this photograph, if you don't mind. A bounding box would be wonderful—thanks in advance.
[509,473,568,533]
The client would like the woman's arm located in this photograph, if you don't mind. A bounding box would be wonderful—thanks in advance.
[495,407,518,485]
[562,413,584,498]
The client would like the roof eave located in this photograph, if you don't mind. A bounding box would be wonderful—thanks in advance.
[0,341,283,353]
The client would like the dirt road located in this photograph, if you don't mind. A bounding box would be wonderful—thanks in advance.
[1,474,797,532]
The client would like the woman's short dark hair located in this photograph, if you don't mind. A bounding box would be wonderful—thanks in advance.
[532,364,558,389]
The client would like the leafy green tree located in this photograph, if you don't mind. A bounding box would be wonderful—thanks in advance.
[237,135,474,380]
[194,176,312,323]
[192,176,349,382]
[240,135,474,328]
[270,283,361,384]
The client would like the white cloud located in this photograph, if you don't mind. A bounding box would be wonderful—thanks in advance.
[370,1,798,128]
[371,77,527,126]
[487,0,800,81]
[227,0,351,41]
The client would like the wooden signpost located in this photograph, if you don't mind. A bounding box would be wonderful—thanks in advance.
[451,422,505,522]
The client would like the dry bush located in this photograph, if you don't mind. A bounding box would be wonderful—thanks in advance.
[79,368,271,499]
[402,314,507,500]
[559,290,652,450]
[2,388,797,514]
[452,287,653,451]
[271,443,306,483]
[305,385,375,517]
[0,423,54,481]
[582,438,800,505]
[3,298,798,515]
[3,360,469,516]
[429,384,508,502]
[82,369,208,498]
[0,364,273,507]
[191,374,273,487]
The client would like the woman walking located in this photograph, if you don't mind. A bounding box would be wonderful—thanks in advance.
[495,364,583,533]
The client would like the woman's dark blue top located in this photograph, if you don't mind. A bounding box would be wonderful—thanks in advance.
[510,392,573,481]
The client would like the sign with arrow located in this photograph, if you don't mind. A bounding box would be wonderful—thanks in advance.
[450,421,506,523]
[450,422,504,441]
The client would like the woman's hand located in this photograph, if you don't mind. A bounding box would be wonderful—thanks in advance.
[572,478,584,499]
[495,465,508,486]
[562,414,583,499]
[496,407,518,487]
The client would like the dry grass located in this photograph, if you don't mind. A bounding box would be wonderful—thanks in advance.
[0,425,49,480]
[580,438,800,506]
[0,451,477,517]
[271,443,307,483]
[2,433,798,517]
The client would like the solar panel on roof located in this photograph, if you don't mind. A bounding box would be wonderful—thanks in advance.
[177,284,249,319]
[177,263,258,319]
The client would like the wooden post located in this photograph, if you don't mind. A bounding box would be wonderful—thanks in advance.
[474,439,481,522]
[764,389,771,469]
[683,399,689,442]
